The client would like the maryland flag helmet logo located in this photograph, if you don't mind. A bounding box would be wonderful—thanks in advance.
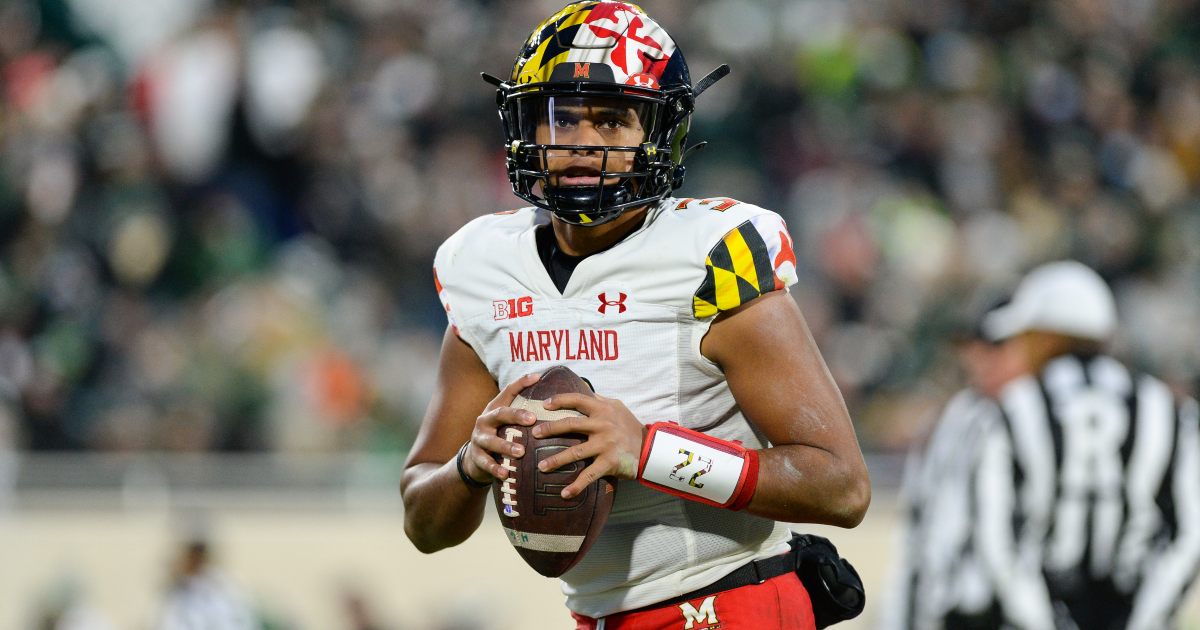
[486,2,729,226]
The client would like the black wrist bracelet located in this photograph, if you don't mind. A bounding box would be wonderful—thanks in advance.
[456,442,492,489]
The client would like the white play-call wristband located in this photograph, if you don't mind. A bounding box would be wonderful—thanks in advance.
[637,422,759,509]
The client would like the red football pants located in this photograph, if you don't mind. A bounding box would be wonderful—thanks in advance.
[570,571,816,630]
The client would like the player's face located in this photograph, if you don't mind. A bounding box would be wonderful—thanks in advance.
[530,96,648,187]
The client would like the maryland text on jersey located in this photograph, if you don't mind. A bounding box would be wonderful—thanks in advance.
[508,329,620,362]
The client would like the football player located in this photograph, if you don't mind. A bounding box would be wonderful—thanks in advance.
[400,3,871,628]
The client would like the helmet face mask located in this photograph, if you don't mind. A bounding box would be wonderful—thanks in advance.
[505,90,681,225]
[493,2,700,226]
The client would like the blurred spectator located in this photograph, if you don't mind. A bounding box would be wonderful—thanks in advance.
[340,588,387,630]
[0,0,1197,456]
[31,575,115,630]
[155,537,257,630]
[0,400,15,511]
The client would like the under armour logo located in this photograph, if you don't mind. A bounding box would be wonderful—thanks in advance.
[626,73,659,89]
[597,292,627,314]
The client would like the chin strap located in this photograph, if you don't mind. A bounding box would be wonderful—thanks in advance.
[480,72,506,88]
[679,141,708,164]
[544,183,633,225]
[693,64,731,98]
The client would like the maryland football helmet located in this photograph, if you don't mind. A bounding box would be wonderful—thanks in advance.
[485,2,727,226]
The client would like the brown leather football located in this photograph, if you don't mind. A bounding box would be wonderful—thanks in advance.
[491,365,616,577]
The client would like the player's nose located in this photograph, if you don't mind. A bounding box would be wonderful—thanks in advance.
[567,122,606,151]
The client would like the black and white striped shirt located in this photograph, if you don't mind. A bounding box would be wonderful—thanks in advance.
[976,353,1200,630]
[884,388,1003,630]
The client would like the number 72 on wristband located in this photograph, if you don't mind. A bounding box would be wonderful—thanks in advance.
[638,422,760,510]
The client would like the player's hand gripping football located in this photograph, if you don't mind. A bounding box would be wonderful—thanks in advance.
[533,393,647,499]
[460,373,541,483]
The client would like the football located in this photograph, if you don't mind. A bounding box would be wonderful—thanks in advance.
[491,365,616,577]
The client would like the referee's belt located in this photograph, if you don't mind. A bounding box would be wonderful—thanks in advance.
[627,551,797,614]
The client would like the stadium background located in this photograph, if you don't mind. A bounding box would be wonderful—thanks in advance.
[0,0,1197,627]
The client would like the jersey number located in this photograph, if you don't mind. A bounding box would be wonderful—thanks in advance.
[675,197,738,212]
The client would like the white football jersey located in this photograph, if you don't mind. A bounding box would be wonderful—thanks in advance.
[433,196,800,616]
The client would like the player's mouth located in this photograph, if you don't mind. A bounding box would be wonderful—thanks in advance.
[555,166,604,187]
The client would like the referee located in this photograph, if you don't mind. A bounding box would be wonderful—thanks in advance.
[974,261,1200,630]
[883,296,1025,630]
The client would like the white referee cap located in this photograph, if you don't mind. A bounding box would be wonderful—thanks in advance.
[982,260,1117,342]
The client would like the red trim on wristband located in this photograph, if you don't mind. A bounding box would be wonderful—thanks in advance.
[727,448,759,511]
[636,422,662,479]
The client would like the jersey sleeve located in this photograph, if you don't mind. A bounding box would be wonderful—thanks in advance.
[432,266,460,337]
[692,212,799,319]
[431,227,479,350]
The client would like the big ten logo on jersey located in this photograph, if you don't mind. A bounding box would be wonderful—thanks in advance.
[493,296,534,320]
[533,445,587,515]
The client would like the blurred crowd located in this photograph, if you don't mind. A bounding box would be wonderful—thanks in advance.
[30,535,481,630]
[1,0,1198,455]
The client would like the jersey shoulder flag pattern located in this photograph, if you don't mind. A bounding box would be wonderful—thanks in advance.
[693,212,798,318]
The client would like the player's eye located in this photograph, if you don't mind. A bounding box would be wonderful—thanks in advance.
[595,109,642,132]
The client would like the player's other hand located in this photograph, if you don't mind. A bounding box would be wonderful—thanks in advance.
[462,373,541,483]
[534,393,647,499]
